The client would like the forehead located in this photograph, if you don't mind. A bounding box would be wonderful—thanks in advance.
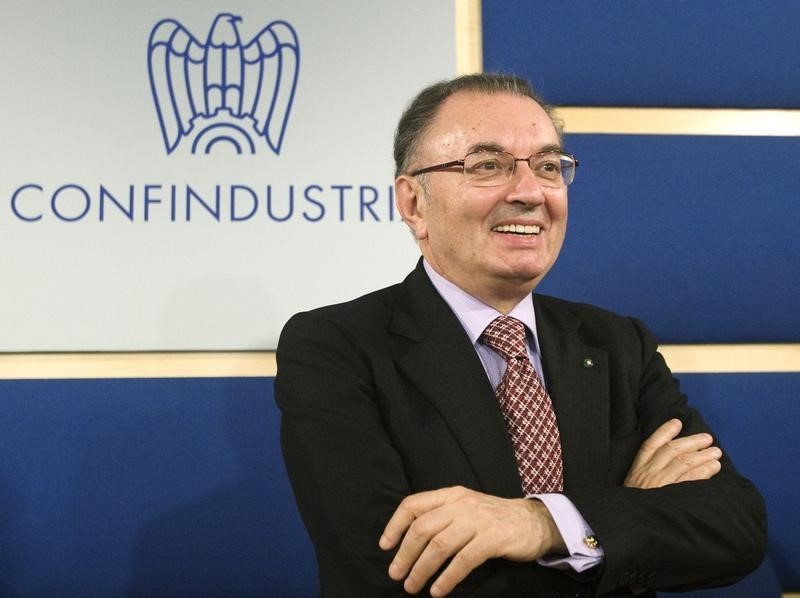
[421,90,559,157]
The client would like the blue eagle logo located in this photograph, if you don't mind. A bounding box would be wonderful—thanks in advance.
[147,13,299,155]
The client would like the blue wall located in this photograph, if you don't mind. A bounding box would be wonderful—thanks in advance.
[680,374,800,590]
[483,1,800,108]
[0,378,317,597]
[0,375,796,595]
[538,134,800,343]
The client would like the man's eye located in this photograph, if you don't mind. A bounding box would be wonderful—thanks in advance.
[534,157,563,178]
[466,159,507,176]
[471,159,503,172]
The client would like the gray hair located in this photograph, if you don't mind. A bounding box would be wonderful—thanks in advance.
[393,73,563,178]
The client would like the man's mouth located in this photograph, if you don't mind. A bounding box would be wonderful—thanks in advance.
[492,223,541,235]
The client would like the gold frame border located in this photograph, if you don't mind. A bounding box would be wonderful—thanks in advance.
[0,352,276,380]
[1,345,798,380]
[455,0,482,75]
[558,107,800,137]
[661,344,800,374]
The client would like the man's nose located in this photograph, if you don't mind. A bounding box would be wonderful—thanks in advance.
[506,159,546,204]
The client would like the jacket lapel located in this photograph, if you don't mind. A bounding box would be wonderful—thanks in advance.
[390,263,524,498]
[534,296,611,490]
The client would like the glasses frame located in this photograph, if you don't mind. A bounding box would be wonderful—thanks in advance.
[409,149,579,187]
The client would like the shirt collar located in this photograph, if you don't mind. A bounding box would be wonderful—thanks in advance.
[422,259,542,355]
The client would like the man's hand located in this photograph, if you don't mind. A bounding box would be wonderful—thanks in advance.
[624,419,722,489]
[379,486,564,596]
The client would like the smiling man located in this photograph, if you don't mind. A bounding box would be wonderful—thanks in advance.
[275,73,766,597]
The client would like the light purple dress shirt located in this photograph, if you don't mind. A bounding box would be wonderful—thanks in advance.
[423,260,603,572]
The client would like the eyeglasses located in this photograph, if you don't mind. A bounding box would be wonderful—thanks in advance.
[409,149,579,188]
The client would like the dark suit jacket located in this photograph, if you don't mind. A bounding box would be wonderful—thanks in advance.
[275,261,766,597]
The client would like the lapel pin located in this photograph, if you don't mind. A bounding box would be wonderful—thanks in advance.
[582,357,594,368]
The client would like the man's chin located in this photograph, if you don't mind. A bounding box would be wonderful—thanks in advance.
[495,260,552,285]
[490,270,546,297]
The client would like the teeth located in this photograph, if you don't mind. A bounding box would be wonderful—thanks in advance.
[492,223,541,235]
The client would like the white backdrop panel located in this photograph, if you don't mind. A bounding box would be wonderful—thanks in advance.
[0,1,455,350]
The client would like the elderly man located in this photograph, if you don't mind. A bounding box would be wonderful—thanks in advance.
[275,73,766,597]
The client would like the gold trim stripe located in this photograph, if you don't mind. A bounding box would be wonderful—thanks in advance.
[558,107,800,137]
[455,0,482,75]
[0,352,276,380]
[0,345,798,380]
[660,344,800,374]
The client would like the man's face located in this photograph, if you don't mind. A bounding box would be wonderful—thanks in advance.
[398,90,568,306]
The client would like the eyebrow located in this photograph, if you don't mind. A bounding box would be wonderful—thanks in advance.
[465,142,506,154]
[465,141,564,155]
[538,143,564,154]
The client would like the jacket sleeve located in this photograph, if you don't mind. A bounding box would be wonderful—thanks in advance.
[275,310,411,596]
[564,317,767,595]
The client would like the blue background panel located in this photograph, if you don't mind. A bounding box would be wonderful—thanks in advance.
[679,373,800,591]
[0,375,797,594]
[0,378,317,597]
[483,0,800,108]
[538,134,800,343]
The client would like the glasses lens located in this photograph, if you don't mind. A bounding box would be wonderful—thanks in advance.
[463,150,577,187]
[531,152,576,187]
[560,154,577,186]
[463,151,514,186]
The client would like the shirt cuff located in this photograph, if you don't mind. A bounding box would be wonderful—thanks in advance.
[531,493,604,573]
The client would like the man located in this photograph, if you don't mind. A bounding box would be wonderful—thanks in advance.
[275,73,766,597]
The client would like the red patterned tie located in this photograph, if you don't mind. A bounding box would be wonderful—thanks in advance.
[482,316,564,494]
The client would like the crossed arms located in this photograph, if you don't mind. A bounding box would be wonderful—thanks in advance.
[380,418,723,596]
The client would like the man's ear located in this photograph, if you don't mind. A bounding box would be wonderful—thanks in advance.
[395,175,428,241]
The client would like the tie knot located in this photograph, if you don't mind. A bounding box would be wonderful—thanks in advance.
[482,316,528,361]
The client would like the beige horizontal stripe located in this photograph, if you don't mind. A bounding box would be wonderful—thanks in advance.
[0,352,276,380]
[0,344,799,379]
[557,107,800,137]
[660,344,800,373]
